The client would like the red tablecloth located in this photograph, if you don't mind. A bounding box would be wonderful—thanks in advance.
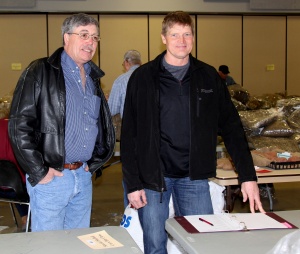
[0,118,25,183]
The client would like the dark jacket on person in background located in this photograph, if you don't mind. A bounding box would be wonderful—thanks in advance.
[121,51,257,194]
[9,47,115,187]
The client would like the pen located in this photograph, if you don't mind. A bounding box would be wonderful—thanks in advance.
[199,217,214,226]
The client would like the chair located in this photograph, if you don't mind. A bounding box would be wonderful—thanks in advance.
[0,160,30,232]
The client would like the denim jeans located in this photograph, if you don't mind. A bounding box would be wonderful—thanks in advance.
[26,163,92,232]
[122,180,129,208]
[138,177,213,254]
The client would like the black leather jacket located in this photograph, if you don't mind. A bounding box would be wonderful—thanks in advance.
[9,48,115,186]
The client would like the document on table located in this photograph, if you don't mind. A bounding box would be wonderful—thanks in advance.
[174,212,298,233]
[78,230,124,249]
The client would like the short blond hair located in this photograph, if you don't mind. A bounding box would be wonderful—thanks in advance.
[161,11,194,36]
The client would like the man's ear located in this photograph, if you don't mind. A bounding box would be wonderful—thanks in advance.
[161,34,166,45]
[64,33,69,45]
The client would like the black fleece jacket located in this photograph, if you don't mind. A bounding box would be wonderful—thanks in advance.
[121,51,257,194]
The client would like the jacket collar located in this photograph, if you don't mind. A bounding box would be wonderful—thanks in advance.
[47,47,105,80]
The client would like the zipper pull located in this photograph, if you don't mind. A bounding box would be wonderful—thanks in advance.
[160,188,164,203]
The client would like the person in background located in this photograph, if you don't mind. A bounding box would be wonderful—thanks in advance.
[121,11,264,254]
[8,13,115,232]
[0,118,28,231]
[108,50,142,208]
[218,65,236,86]
[108,50,142,118]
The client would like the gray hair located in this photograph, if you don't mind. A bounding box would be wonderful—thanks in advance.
[61,13,99,45]
[124,50,142,65]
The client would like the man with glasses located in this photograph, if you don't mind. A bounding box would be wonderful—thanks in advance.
[121,11,264,253]
[9,13,115,232]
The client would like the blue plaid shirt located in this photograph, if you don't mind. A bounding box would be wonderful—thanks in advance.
[61,51,101,164]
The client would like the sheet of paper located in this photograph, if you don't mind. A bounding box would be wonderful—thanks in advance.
[232,213,287,230]
[77,230,124,249]
[184,213,288,233]
[185,213,242,232]
[0,226,8,232]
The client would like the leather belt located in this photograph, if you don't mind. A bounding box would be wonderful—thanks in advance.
[63,161,83,170]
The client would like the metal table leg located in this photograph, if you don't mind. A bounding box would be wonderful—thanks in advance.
[265,184,273,211]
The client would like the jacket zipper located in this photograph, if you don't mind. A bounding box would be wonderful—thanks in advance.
[196,87,201,117]
[160,187,164,203]
[179,80,183,96]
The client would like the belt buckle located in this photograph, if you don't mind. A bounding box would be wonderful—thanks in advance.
[67,162,76,170]
[71,162,80,169]
[64,161,82,170]
[72,161,82,169]
[68,162,75,169]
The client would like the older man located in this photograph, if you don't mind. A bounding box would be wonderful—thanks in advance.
[9,13,115,232]
[108,50,142,119]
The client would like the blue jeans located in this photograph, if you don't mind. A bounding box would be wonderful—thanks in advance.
[138,177,213,254]
[26,164,92,232]
[123,180,129,208]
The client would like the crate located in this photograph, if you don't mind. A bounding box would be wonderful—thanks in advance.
[269,161,300,170]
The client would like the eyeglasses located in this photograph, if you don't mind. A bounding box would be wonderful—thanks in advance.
[68,32,100,42]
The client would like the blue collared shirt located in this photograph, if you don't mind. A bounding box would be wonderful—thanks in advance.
[225,75,236,86]
[61,51,101,163]
[108,65,139,118]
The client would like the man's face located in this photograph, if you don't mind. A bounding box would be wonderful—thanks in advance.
[161,23,194,65]
[64,24,99,66]
[219,71,228,80]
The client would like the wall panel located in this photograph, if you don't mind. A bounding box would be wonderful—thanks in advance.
[99,15,148,95]
[149,15,165,61]
[0,14,47,97]
[243,16,286,96]
[287,16,300,96]
[48,14,70,55]
[197,15,242,85]
[1,13,300,99]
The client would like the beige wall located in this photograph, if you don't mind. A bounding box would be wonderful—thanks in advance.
[99,15,148,95]
[0,15,47,97]
[2,0,299,14]
[287,16,300,96]
[1,13,300,99]
[197,15,242,85]
[149,15,166,60]
[243,16,286,96]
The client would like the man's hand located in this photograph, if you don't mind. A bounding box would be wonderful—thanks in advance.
[241,181,265,213]
[128,189,147,209]
[39,167,63,184]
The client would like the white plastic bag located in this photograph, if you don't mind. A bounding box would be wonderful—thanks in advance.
[120,198,186,253]
[208,181,225,214]
[120,182,225,253]
[267,230,300,254]
[120,204,144,251]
